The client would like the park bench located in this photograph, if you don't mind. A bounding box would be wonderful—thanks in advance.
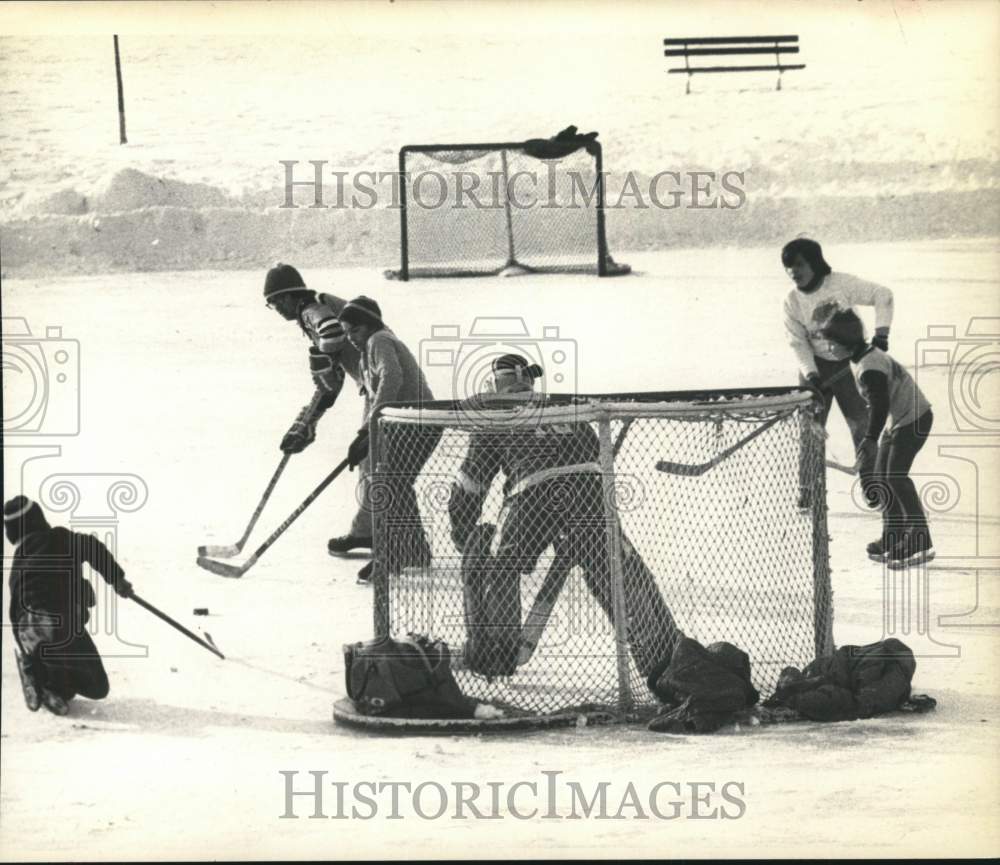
[664,35,805,93]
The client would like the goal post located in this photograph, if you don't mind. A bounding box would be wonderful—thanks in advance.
[386,139,630,280]
[369,387,834,718]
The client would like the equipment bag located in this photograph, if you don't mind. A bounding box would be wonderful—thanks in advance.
[343,633,475,719]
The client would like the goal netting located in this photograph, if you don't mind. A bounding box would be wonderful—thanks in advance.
[369,388,833,717]
[385,140,630,280]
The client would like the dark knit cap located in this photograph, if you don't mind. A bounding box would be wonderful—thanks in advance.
[3,495,49,546]
[338,296,384,328]
[492,354,543,380]
[821,309,866,349]
[263,263,307,300]
[780,237,832,277]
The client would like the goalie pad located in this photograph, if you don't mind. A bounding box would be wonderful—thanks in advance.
[460,523,521,678]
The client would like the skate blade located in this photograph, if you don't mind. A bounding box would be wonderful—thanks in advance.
[887,548,936,570]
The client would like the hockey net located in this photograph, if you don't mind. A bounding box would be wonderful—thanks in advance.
[370,388,833,718]
[385,141,630,280]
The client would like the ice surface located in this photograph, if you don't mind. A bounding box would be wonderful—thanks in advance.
[2,238,998,858]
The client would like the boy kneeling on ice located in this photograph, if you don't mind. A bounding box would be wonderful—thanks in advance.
[820,309,935,568]
[4,496,134,715]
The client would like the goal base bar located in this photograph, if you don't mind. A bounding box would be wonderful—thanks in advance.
[331,698,616,734]
[384,259,631,281]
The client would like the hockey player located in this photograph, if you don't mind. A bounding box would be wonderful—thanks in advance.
[447,354,681,680]
[4,496,134,715]
[263,264,374,564]
[338,296,439,583]
[820,309,935,567]
[781,238,894,507]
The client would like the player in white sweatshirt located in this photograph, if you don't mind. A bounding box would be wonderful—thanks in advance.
[781,238,894,506]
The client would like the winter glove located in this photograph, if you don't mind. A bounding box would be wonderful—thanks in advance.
[804,372,828,409]
[115,577,134,599]
[871,328,890,352]
[347,429,369,470]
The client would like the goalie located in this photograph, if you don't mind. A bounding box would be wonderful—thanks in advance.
[447,354,681,680]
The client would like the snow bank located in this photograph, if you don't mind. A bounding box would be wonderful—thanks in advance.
[2,167,998,277]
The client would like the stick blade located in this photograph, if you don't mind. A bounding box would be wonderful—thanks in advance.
[197,543,241,558]
[196,556,245,578]
[655,460,708,478]
[202,632,226,660]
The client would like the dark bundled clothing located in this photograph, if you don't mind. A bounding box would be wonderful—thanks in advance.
[9,527,126,626]
[765,638,916,722]
[9,526,128,702]
[648,637,760,733]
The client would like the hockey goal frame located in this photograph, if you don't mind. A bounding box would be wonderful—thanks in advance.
[386,141,629,280]
[367,386,835,718]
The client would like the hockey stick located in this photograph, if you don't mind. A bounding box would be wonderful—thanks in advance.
[130,593,225,659]
[198,453,291,558]
[198,391,324,558]
[516,419,635,666]
[655,413,784,477]
[826,458,857,476]
[196,456,350,578]
[655,367,857,478]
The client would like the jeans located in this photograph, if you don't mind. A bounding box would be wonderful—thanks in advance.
[876,410,933,546]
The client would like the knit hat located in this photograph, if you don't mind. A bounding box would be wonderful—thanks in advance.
[821,309,866,349]
[492,354,543,381]
[263,263,307,301]
[338,296,384,328]
[3,495,49,546]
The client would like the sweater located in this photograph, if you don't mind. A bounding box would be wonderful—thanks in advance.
[360,329,434,424]
[783,272,894,376]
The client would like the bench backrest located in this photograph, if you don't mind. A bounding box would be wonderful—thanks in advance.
[664,35,804,90]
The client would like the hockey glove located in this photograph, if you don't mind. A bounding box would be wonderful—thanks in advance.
[115,577,134,599]
[347,429,369,470]
[281,410,317,454]
[871,328,890,352]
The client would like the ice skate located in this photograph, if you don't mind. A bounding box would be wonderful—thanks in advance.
[14,647,41,713]
[327,535,372,557]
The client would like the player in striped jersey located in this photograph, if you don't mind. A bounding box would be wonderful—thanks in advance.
[263,264,374,560]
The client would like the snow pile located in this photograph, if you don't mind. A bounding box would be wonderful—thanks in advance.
[1,5,998,275]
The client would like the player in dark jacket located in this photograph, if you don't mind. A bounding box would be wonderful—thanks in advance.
[447,355,681,680]
[4,496,134,715]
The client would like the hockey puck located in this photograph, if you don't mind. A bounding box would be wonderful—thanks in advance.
[193,608,209,616]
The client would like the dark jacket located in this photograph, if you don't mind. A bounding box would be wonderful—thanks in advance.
[8,527,126,629]
[766,638,916,721]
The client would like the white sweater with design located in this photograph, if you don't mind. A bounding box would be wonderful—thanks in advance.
[783,272,894,376]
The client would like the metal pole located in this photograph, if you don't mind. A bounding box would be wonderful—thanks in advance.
[398,148,409,280]
[500,149,517,267]
[114,35,127,144]
[597,413,634,711]
[594,143,608,275]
